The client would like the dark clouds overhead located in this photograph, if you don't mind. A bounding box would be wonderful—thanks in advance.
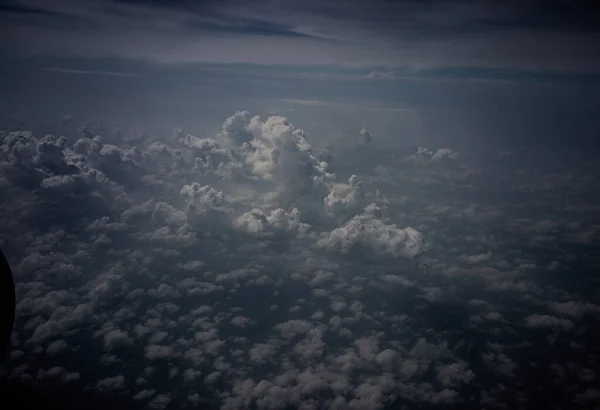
[1,0,599,71]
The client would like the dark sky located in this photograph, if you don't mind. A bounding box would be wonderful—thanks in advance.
[1,0,600,71]
[0,0,599,150]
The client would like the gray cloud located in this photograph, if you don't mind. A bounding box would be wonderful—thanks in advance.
[2,0,599,71]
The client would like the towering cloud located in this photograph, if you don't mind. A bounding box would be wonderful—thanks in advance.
[359,127,373,144]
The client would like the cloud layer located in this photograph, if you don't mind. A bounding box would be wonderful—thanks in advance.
[2,0,599,71]
[1,110,600,410]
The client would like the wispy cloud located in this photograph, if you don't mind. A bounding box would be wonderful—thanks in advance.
[363,70,397,80]
[369,107,415,113]
[2,0,599,72]
[279,99,335,107]
[278,98,414,113]
[292,71,398,81]
[41,67,140,78]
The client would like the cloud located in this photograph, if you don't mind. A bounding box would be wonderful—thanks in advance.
[415,146,460,161]
[279,99,333,107]
[104,329,133,350]
[549,301,600,318]
[460,251,492,264]
[233,208,311,237]
[95,375,127,392]
[363,70,397,80]
[3,108,600,410]
[40,67,140,78]
[0,109,435,408]
[524,314,574,331]
[359,127,373,144]
[2,0,599,71]
[319,204,426,259]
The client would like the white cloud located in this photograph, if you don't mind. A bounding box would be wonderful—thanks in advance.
[233,208,311,237]
[319,204,426,258]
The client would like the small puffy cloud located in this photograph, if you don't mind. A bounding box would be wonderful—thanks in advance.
[330,300,347,312]
[359,127,373,144]
[46,339,68,355]
[133,389,156,401]
[415,146,459,161]
[319,204,425,259]
[36,367,81,384]
[183,369,202,383]
[324,175,368,220]
[575,389,600,406]
[431,148,459,161]
[436,362,476,387]
[249,343,279,364]
[481,350,517,378]
[233,208,311,236]
[149,394,172,410]
[145,345,175,360]
[276,320,314,339]
[549,301,600,318]
[460,252,492,264]
[524,314,574,331]
[375,349,399,368]
[95,375,127,392]
[231,316,253,328]
[104,329,133,351]
[180,182,232,227]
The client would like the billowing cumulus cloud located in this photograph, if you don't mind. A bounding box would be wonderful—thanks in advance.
[319,204,426,259]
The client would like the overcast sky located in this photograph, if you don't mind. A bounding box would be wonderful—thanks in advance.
[2,1,599,118]
[2,0,599,71]
[2,1,599,154]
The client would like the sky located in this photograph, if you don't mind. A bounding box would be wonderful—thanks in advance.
[1,0,600,151]
[1,1,600,410]
[2,0,600,70]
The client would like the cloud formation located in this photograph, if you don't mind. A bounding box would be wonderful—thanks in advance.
[2,109,600,410]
